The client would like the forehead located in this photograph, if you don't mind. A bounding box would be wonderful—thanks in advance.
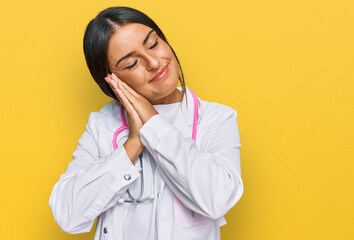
[107,23,154,54]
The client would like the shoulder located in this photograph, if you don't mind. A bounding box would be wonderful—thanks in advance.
[194,97,240,150]
[199,98,238,125]
[86,100,120,126]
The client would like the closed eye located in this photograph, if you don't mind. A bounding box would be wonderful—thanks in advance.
[125,60,137,70]
[149,38,159,50]
[124,38,159,70]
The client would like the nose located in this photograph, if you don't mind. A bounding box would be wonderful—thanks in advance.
[144,52,160,71]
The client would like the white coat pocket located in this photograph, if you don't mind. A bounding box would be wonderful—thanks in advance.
[174,197,210,231]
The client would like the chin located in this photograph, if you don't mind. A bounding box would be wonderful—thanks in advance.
[149,82,178,103]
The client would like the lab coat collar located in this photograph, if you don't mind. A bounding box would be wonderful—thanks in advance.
[173,86,201,130]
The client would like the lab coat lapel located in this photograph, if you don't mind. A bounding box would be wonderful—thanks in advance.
[172,86,195,137]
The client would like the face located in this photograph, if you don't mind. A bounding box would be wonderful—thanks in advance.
[107,23,181,104]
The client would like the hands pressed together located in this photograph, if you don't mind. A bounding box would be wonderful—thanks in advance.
[104,73,159,162]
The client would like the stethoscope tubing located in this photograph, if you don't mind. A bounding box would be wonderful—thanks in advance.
[124,154,153,203]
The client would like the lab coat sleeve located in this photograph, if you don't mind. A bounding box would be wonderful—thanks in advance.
[139,107,243,220]
[48,112,141,234]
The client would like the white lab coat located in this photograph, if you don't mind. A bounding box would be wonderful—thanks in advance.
[49,86,244,240]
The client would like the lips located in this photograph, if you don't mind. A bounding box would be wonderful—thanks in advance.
[150,64,169,83]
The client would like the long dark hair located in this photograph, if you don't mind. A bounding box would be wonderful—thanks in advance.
[83,6,186,102]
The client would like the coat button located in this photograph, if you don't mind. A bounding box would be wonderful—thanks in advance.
[103,227,108,234]
[124,174,131,180]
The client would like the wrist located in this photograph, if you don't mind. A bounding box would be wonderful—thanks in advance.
[123,138,143,164]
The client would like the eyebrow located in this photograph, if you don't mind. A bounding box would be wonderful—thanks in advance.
[115,29,155,67]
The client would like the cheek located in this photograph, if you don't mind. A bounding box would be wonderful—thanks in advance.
[158,41,174,56]
[170,54,180,77]
[119,68,146,86]
[159,45,179,72]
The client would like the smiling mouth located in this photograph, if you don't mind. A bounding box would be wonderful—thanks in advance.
[149,64,169,83]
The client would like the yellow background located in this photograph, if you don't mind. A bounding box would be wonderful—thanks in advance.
[0,0,353,239]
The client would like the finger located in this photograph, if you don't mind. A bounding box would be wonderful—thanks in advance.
[118,88,143,127]
[105,76,132,110]
[117,88,131,109]
[109,78,137,116]
[106,75,141,116]
[104,76,118,94]
[118,81,138,105]
[111,73,140,98]
[107,74,139,106]
[104,76,122,102]
[105,75,144,126]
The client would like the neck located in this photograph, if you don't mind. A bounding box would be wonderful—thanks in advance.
[150,88,184,105]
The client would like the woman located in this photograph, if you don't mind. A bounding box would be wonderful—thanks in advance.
[49,6,244,240]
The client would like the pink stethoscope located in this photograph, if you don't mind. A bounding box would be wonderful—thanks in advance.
[115,89,199,204]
